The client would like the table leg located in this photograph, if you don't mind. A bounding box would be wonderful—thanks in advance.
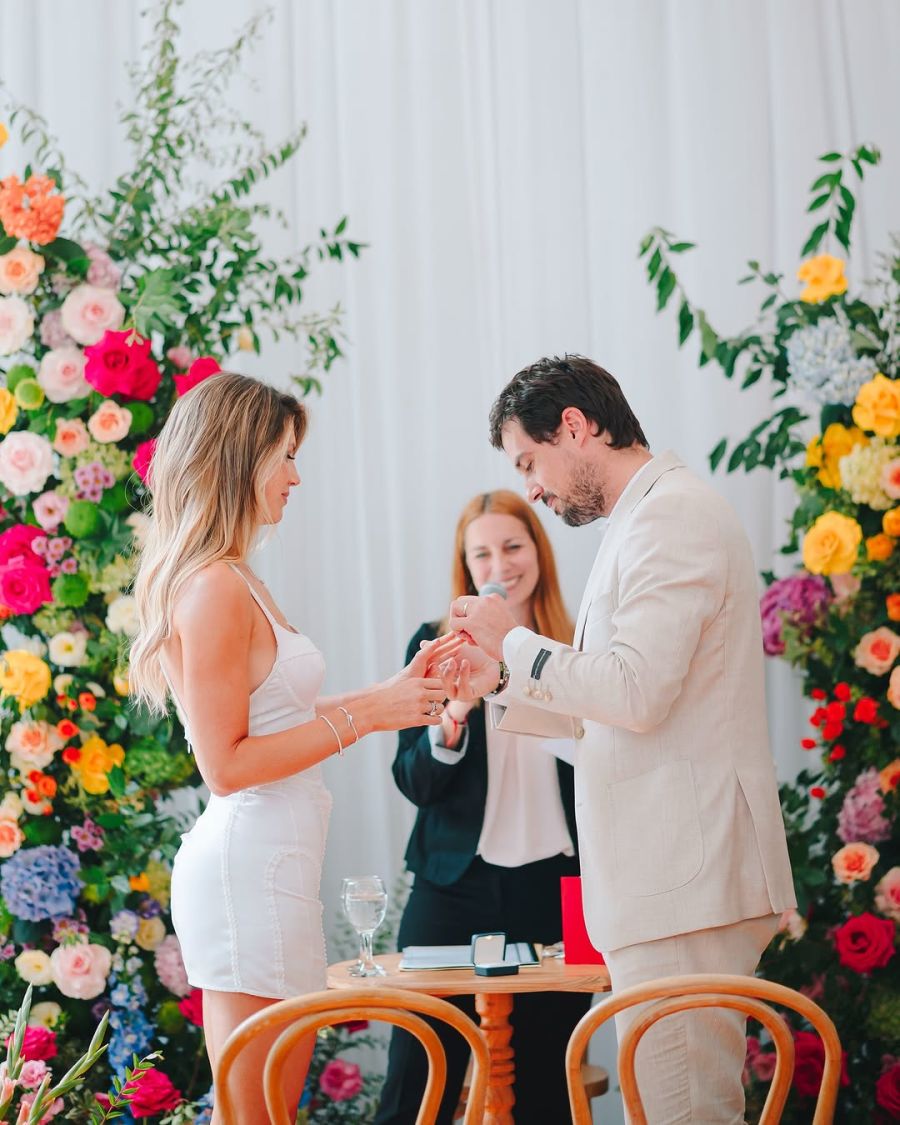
[474,991,515,1124]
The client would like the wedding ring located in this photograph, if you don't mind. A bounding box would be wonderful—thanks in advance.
[460,601,468,617]
[429,700,439,716]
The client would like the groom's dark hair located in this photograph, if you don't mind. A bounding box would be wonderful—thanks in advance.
[489,354,648,451]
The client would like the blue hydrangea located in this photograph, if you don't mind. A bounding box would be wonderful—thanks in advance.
[0,845,81,922]
[194,1087,214,1125]
[786,319,877,404]
[108,974,154,1076]
[110,909,140,943]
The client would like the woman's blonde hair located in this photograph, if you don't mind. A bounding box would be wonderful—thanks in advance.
[447,490,573,643]
[129,372,307,713]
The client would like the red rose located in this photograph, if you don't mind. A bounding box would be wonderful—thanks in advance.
[822,720,844,741]
[0,561,52,614]
[173,356,220,396]
[825,701,846,721]
[854,697,879,724]
[84,330,162,401]
[122,1067,182,1118]
[5,1025,58,1061]
[834,912,896,973]
[876,1061,900,1118]
[177,987,203,1027]
[792,1030,849,1099]
[834,681,852,701]
[132,439,156,484]
[0,524,45,567]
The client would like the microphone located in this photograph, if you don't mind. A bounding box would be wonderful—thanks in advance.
[477,581,508,599]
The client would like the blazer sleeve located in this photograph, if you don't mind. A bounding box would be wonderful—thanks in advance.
[496,501,727,734]
[391,623,473,807]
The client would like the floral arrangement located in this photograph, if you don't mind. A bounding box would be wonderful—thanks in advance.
[642,144,898,1121]
[0,2,370,1118]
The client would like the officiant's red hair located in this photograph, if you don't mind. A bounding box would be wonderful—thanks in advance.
[450,490,573,643]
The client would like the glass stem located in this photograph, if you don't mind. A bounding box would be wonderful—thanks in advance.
[359,930,375,970]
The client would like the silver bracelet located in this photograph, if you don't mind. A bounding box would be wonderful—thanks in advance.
[320,714,344,757]
[337,706,360,745]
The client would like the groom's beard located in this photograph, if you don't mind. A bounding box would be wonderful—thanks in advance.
[544,462,607,527]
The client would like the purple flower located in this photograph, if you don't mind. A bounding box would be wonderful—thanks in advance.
[838,768,892,844]
[760,574,832,656]
[71,817,105,853]
[0,845,81,922]
[84,243,122,290]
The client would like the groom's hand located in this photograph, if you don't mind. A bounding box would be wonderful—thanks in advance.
[448,594,516,661]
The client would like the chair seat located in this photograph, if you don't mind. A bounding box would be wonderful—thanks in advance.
[454,1061,608,1118]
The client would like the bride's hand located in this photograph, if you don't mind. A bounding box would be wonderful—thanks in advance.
[437,644,501,703]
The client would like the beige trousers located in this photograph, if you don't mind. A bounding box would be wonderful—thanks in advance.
[601,914,780,1125]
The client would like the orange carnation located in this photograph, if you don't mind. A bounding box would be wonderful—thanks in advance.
[0,175,65,245]
[866,533,894,562]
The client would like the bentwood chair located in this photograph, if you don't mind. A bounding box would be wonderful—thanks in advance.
[566,973,842,1125]
[216,986,489,1125]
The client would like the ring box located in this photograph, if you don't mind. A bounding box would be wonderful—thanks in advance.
[470,932,518,976]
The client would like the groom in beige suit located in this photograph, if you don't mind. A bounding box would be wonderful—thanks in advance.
[445,355,796,1123]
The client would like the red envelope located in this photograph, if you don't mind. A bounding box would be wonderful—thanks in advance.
[560,875,605,964]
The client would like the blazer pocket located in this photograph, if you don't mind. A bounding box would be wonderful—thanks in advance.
[610,760,704,897]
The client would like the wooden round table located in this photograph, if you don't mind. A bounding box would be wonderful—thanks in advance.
[327,953,610,1123]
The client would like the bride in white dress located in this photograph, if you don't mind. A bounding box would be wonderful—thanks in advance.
[129,372,456,1124]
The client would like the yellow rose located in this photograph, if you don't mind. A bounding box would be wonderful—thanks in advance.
[15,949,53,985]
[0,123,8,150]
[135,916,167,951]
[884,509,900,538]
[797,253,848,303]
[0,651,52,710]
[79,770,111,795]
[867,534,895,562]
[0,387,17,435]
[852,373,900,438]
[807,424,868,489]
[802,512,862,575]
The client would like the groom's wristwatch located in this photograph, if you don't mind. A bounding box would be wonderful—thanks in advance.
[493,659,510,695]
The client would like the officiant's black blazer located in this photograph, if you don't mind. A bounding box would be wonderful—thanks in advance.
[393,622,580,886]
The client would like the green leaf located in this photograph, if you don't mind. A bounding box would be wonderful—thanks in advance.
[809,171,840,192]
[818,151,842,162]
[807,192,831,212]
[646,247,662,280]
[656,267,676,311]
[677,301,694,346]
[709,438,728,472]
[668,241,695,253]
[42,237,86,262]
[698,312,719,362]
[107,766,126,799]
[0,235,17,255]
[637,232,654,256]
[800,221,829,257]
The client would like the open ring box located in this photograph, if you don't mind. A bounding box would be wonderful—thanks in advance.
[471,931,519,977]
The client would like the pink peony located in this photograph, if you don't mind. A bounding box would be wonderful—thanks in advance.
[173,356,220,396]
[132,438,156,484]
[166,345,193,369]
[154,934,191,997]
[39,309,73,351]
[0,524,46,567]
[853,626,900,676]
[83,243,122,290]
[177,987,203,1026]
[874,867,900,922]
[838,768,892,844]
[52,417,89,458]
[319,1058,363,1101]
[17,1058,50,1089]
[87,400,131,444]
[37,347,89,403]
[122,1067,182,1118]
[84,330,161,401]
[0,295,34,356]
[49,942,112,999]
[33,492,69,532]
[14,1092,63,1123]
[0,431,54,496]
[0,560,52,614]
[59,284,124,346]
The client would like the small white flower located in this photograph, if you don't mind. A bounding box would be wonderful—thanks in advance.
[15,949,53,986]
[106,594,139,637]
[48,631,88,667]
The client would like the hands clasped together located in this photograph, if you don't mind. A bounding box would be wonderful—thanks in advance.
[424,591,518,706]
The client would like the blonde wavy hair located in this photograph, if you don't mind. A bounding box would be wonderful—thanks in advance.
[129,372,307,714]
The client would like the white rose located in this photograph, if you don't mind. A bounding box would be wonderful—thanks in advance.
[48,630,88,667]
[6,720,62,770]
[38,346,89,403]
[0,295,34,356]
[0,430,54,496]
[60,284,124,346]
[15,949,53,986]
[28,1001,62,1029]
[106,594,139,637]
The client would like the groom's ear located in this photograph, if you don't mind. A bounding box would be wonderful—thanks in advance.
[559,407,592,446]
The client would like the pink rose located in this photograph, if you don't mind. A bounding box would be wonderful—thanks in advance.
[0,295,34,356]
[16,1024,57,1061]
[132,438,156,484]
[319,1058,363,1101]
[0,524,46,567]
[882,459,900,500]
[33,492,69,532]
[87,400,131,444]
[154,934,191,997]
[84,330,161,401]
[752,1051,777,1083]
[37,347,89,404]
[49,942,112,999]
[121,1067,182,1118]
[0,816,24,858]
[832,842,880,884]
[0,561,52,614]
[52,418,89,458]
[6,721,62,770]
[177,987,203,1026]
[0,431,54,496]
[854,627,900,676]
[14,1092,63,1123]
[0,247,45,296]
[59,284,124,346]
[166,345,193,369]
[17,1058,50,1089]
[875,867,900,922]
[173,356,220,396]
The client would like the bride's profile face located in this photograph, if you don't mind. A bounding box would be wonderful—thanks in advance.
[260,440,301,524]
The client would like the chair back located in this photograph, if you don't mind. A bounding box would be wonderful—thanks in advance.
[216,986,489,1125]
[565,973,841,1125]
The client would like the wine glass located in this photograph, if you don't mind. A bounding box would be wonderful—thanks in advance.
[341,875,388,977]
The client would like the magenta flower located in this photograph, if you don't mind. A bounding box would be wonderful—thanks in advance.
[320,1058,363,1101]
[760,574,832,655]
[837,768,892,844]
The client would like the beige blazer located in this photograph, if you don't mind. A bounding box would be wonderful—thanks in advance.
[494,451,796,952]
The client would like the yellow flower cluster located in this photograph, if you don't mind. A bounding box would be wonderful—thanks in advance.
[806,424,868,489]
[852,373,900,437]
[0,651,51,710]
[69,734,125,795]
[0,387,17,435]
[802,511,863,576]
[797,254,848,303]
[838,438,899,510]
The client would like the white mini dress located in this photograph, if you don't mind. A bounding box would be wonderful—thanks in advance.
[169,567,333,999]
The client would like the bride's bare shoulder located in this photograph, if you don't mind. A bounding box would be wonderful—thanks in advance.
[174,562,250,631]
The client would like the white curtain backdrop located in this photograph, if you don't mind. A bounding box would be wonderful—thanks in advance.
[3,2,899,1117]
